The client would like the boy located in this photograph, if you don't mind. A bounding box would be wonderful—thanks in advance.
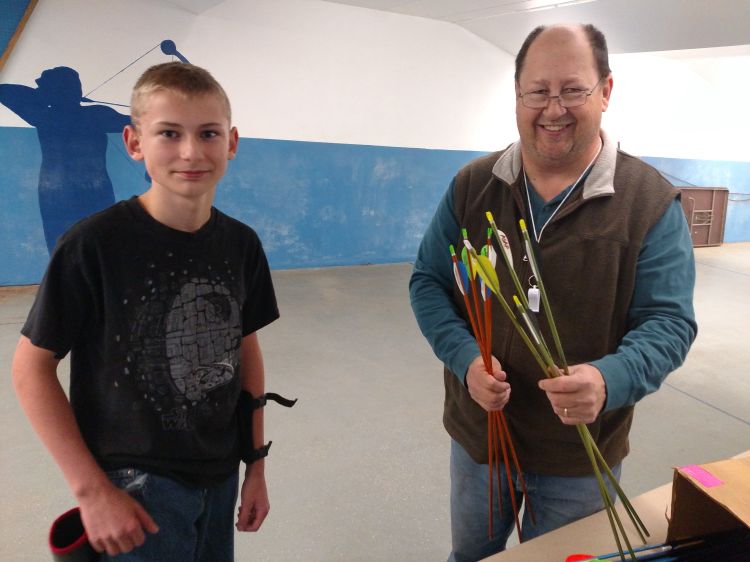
[12,62,279,561]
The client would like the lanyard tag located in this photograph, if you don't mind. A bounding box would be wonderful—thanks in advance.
[528,286,540,313]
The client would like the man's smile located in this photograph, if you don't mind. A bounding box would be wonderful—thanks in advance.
[538,122,573,132]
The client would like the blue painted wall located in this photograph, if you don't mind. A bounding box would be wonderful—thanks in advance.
[0,126,483,285]
[214,139,484,269]
[1,1,34,59]
[3,125,750,287]
[642,157,750,244]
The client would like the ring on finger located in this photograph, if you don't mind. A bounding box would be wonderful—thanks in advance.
[563,407,568,417]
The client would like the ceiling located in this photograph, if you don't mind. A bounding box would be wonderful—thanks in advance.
[163,0,750,55]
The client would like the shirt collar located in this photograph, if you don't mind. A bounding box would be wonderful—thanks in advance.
[492,129,617,199]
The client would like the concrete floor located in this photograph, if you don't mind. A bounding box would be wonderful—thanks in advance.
[2,243,749,562]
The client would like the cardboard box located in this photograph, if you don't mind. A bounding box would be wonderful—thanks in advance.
[667,456,750,542]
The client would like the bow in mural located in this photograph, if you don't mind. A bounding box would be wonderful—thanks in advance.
[0,38,190,254]
[83,39,190,108]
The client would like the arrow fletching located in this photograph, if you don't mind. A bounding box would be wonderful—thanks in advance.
[462,236,479,280]
[457,260,470,293]
[487,243,497,267]
[472,253,500,296]
[460,246,472,277]
[449,244,466,295]
[481,244,497,298]
[496,229,513,267]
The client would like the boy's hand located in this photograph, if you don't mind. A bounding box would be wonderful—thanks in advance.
[79,481,159,556]
[236,461,270,532]
[466,355,511,412]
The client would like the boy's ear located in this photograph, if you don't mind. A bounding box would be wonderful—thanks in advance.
[123,124,144,161]
[228,126,239,160]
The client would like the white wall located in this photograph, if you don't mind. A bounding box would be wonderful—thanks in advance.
[606,47,750,162]
[191,0,517,150]
[3,1,748,159]
[0,0,517,151]
[0,0,195,119]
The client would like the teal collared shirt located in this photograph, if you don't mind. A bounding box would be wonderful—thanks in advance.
[409,177,696,411]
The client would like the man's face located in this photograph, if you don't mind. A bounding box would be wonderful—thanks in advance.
[515,27,612,172]
[124,90,238,204]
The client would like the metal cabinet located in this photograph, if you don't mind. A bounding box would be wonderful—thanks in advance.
[678,187,729,247]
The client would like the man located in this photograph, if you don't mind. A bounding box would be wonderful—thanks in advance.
[409,23,696,562]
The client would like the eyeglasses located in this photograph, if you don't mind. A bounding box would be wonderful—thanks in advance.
[518,77,605,109]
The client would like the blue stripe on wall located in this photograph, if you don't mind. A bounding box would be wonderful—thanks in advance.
[3,126,749,287]
[0,127,484,285]
[0,126,47,285]
[214,139,484,269]
[1,1,34,60]
[642,156,750,244]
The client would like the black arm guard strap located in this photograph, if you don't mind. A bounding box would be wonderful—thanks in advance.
[237,391,297,464]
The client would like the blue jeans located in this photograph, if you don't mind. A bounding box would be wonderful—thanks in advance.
[102,468,239,562]
[448,439,621,562]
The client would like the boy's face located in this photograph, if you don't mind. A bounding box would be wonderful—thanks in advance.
[124,90,238,203]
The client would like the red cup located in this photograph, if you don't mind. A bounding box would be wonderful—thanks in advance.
[49,507,99,562]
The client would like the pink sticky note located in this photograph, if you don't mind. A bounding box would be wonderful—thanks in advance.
[679,465,724,488]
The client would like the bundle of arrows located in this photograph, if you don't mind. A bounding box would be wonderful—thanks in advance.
[449,229,534,542]
[457,213,650,562]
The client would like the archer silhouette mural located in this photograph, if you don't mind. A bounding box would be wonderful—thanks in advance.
[0,40,188,254]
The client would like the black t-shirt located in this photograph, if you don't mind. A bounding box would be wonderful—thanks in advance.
[22,197,279,483]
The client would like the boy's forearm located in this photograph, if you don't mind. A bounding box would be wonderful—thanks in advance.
[12,337,110,499]
[240,332,265,452]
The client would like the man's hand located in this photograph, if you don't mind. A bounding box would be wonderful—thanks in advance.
[236,461,270,532]
[465,355,510,412]
[538,363,607,425]
[79,481,159,556]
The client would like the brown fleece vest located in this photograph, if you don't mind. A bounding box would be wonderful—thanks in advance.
[445,149,678,476]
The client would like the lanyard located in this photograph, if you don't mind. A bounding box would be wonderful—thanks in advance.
[523,143,602,242]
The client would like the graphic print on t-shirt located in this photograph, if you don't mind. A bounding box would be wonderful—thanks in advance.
[125,258,242,432]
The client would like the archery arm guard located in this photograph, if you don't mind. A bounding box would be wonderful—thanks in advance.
[237,391,297,465]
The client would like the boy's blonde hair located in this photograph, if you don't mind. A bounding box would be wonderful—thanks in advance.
[130,62,232,126]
